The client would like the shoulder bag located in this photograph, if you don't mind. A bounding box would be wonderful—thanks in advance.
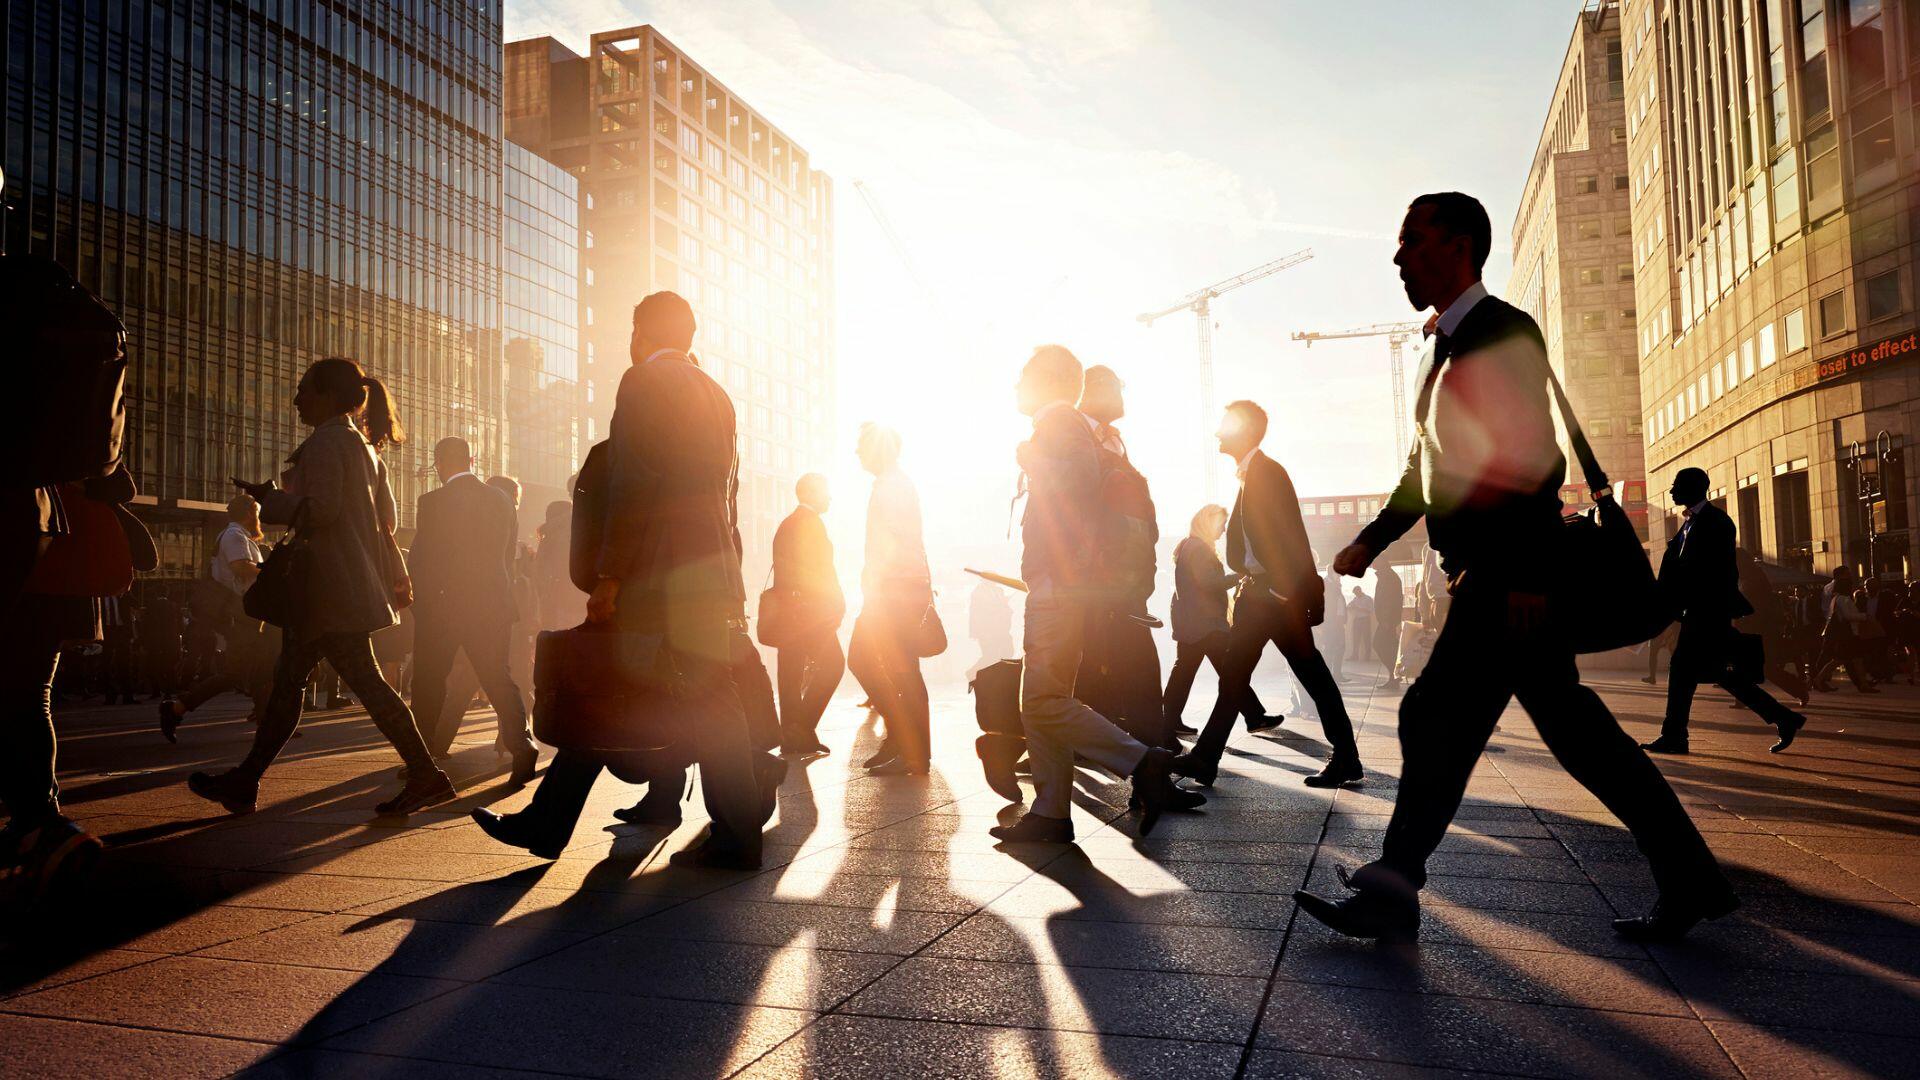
[244,500,312,629]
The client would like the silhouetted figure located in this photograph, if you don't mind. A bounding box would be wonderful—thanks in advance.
[489,473,540,714]
[1641,468,1807,756]
[533,499,585,631]
[847,423,934,776]
[1175,401,1361,789]
[406,438,537,784]
[1317,563,1347,679]
[161,493,270,740]
[771,473,846,758]
[140,590,183,699]
[1642,622,1679,685]
[1298,192,1733,944]
[1814,566,1879,693]
[988,345,1181,845]
[1162,504,1272,736]
[968,580,1014,680]
[189,357,454,817]
[1373,562,1406,688]
[473,291,768,869]
[1073,366,1171,750]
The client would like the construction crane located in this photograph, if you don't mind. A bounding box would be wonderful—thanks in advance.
[1137,248,1313,495]
[1290,321,1425,465]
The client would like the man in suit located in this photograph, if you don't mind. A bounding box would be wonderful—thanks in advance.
[1297,192,1734,943]
[988,345,1181,845]
[472,291,769,869]
[770,472,845,759]
[1642,467,1806,755]
[1174,401,1361,789]
[407,437,537,785]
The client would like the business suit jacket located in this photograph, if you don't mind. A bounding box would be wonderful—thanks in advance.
[772,504,845,629]
[1355,295,1566,592]
[1170,536,1234,643]
[1020,403,1101,591]
[1659,503,1753,625]
[258,416,401,641]
[1226,449,1321,618]
[409,474,520,626]
[593,350,745,630]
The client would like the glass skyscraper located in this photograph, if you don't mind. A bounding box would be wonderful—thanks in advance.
[3,0,508,570]
[503,139,581,516]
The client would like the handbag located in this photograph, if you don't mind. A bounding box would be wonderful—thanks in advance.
[909,596,948,658]
[755,564,796,649]
[532,625,689,753]
[1543,366,1669,653]
[25,482,134,597]
[243,501,311,629]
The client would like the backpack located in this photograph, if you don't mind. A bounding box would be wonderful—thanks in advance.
[1092,435,1158,604]
[2,255,128,487]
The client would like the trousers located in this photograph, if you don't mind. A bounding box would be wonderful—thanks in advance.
[1162,630,1266,728]
[1020,588,1149,819]
[776,626,844,752]
[239,631,436,778]
[1660,620,1800,741]
[1192,588,1357,768]
[412,607,534,758]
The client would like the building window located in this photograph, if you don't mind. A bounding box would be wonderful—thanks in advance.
[1618,263,1634,282]
[1576,220,1601,240]
[1818,289,1848,337]
[1773,469,1813,571]
[1611,125,1627,143]
[1841,0,1886,91]
[1580,311,1606,331]
[1627,417,1643,435]
[1619,307,1636,324]
[1784,307,1808,352]
[1580,267,1605,286]
[1576,175,1599,194]
[1613,174,1630,190]
[1801,1,1832,123]
[1742,337,1757,379]
[1849,91,1896,179]
[1805,122,1841,217]
[1759,323,1779,368]
[1866,268,1903,322]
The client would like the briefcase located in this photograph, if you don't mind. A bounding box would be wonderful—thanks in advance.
[533,626,687,753]
[969,658,1023,735]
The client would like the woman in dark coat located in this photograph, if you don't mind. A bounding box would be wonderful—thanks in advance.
[1162,504,1272,734]
[188,357,453,816]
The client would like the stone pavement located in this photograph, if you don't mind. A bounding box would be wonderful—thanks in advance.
[2,659,1917,1079]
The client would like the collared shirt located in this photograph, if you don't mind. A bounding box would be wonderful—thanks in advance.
[1234,449,1266,575]
[1675,499,1709,545]
[445,470,474,485]
[1433,280,1489,339]
[642,347,683,366]
[1235,447,1260,480]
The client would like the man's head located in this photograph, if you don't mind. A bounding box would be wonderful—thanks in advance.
[630,291,697,362]
[1079,365,1125,425]
[1216,400,1268,459]
[856,422,902,476]
[1670,466,1710,507]
[1017,344,1084,418]
[796,472,831,513]
[227,493,263,540]
[1395,192,1490,313]
[433,436,473,483]
[487,474,522,509]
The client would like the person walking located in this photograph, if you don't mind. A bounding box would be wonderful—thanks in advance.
[1162,504,1275,737]
[1373,562,1406,688]
[769,472,846,759]
[1735,547,1811,706]
[187,357,454,816]
[472,291,769,868]
[533,499,586,631]
[1814,566,1880,693]
[847,423,935,776]
[987,345,1181,844]
[159,493,269,740]
[1640,468,1807,756]
[1297,192,1734,943]
[406,437,538,785]
[1174,401,1362,789]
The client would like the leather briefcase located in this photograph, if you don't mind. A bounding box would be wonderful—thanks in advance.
[533,626,687,753]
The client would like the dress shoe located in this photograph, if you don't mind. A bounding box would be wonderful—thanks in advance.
[867,758,929,777]
[507,746,539,787]
[1130,746,1177,836]
[612,794,683,827]
[862,745,900,770]
[1173,722,1199,737]
[188,770,259,815]
[1770,712,1806,754]
[1293,888,1420,940]
[1303,758,1364,788]
[780,743,831,760]
[1245,714,1285,733]
[1612,890,1739,941]
[157,700,182,743]
[988,812,1074,844]
[16,817,104,910]
[375,770,457,816]
[1640,736,1690,755]
[470,808,565,859]
[668,839,761,870]
[1131,784,1207,812]
[1170,751,1218,788]
[1640,675,1658,685]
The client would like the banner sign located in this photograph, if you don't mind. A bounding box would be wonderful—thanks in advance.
[1812,328,1919,385]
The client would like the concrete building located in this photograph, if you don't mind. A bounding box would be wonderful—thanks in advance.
[1625,0,1918,577]
[1512,2,1653,538]
[503,142,583,518]
[2,0,509,572]
[503,27,836,566]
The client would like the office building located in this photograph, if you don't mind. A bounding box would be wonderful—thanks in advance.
[504,26,836,565]
[503,141,582,516]
[1624,0,1917,576]
[2,0,511,571]
[1512,2,1653,538]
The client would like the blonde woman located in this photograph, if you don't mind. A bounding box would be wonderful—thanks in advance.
[1162,504,1276,735]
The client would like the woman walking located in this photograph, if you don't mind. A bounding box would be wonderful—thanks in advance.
[1162,504,1274,736]
[188,357,454,815]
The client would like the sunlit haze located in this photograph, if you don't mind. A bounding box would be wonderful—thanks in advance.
[506,0,1579,593]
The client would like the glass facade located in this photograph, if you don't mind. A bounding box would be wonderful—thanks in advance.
[503,140,580,513]
[2,0,506,569]
[504,27,835,571]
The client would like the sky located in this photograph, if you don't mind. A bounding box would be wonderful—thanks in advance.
[504,0,1585,590]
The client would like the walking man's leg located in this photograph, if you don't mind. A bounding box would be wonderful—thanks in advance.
[1275,618,1363,783]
